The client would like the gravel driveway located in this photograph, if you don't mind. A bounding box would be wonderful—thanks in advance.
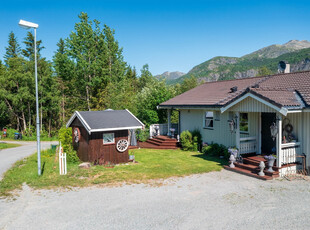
[0,170,309,230]
[0,141,59,180]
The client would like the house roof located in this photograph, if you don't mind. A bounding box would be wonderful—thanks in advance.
[159,71,310,110]
[66,109,144,134]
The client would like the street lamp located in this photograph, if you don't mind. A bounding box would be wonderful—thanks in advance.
[18,19,41,176]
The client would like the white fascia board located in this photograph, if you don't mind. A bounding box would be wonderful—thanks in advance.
[66,112,77,128]
[286,110,303,113]
[220,93,288,116]
[66,111,92,134]
[76,111,92,133]
[90,126,143,133]
[158,106,221,110]
[125,109,145,127]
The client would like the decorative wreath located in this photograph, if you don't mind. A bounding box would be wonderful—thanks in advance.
[74,128,81,143]
[116,139,129,152]
[284,123,293,134]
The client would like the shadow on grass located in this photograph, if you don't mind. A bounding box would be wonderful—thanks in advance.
[41,162,46,175]
[192,154,228,166]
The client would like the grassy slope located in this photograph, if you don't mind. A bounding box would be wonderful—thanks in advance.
[0,143,21,150]
[0,148,226,196]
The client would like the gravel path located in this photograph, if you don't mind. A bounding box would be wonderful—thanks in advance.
[0,141,59,180]
[0,170,310,230]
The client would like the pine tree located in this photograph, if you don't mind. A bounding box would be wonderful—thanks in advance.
[4,31,21,65]
[22,31,45,60]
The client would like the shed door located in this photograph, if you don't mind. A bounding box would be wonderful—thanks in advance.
[261,113,276,154]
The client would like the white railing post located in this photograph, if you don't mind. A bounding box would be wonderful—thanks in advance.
[276,114,282,167]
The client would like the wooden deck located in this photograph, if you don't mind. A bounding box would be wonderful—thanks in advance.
[138,136,179,149]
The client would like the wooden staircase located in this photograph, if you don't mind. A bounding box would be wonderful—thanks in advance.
[224,156,280,180]
[139,135,179,149]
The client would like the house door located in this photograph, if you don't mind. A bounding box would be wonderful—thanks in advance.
[261,113,276,154]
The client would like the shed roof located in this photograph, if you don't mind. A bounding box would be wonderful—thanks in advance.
[159,71,310,110]
[66,109,144,134]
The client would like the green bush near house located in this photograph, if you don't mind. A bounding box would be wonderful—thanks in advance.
[202,143,229,159]
[180,129,202,151]
[136,128,149,142]
[58,126,80,163]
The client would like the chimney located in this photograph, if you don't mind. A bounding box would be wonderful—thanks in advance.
[284,63,290,73]
[278,61,290,73]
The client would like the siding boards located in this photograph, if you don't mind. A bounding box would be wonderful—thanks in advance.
[229,97,277,113]
[179,109,259,148]
[89,130,129,164]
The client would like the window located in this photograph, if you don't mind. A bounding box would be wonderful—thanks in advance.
[205,111,214,128]
[240,113,249,132]
[103,133,115,144]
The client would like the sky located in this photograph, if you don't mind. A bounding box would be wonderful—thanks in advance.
[0,0,310,75]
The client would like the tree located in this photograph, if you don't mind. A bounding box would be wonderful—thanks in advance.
[257,66,273,76]
[22,31,45,60]
[65,12,127,111]
[4,32,21,65]
[53,38,75,123]
[138,64,154,89]
[179,75,199,94]
[136,80,174,126]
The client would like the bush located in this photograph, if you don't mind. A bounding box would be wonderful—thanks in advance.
[180,130,193,151]
[58,126,79,163]
[180,129,202,151]
[202,143,229,159]
[136,128,149,142]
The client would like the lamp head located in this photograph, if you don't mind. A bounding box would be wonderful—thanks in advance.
[19,19,39,29]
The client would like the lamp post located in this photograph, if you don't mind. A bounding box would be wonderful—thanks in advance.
[18,19,41,176]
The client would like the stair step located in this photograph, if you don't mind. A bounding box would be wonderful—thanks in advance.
[224,165,274,180]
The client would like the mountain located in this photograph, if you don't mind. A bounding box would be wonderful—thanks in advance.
[171,40,310,84]
[155,71,185,81]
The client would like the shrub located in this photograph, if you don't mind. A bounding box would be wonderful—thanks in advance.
[180,130,193,151]
[136,128,149,142]
[202,143,229,159]
[180,129,202,151]
[58,126,79,163]
[191,129,202,151]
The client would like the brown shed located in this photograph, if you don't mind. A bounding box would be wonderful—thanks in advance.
[66,109,144,164]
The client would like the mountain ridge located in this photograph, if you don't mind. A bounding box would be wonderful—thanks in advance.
[165,39,310,84]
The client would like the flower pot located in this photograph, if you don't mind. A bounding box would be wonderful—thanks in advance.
[267,159,275,172]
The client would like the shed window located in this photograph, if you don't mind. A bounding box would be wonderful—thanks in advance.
[240,113,249,132]
[103,133,115,144]
[205,111,214,128]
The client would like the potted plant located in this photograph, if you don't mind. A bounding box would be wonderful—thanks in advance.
[264,155,276,172]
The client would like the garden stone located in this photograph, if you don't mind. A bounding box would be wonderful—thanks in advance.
[79,162,91,169]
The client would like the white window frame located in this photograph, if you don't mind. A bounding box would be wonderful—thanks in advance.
[204,111,214,129]
[240,113,249,134]
[103,133,115,145]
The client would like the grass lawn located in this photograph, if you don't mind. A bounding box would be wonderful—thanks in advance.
[0,148,227,197]
[0,142,21,150]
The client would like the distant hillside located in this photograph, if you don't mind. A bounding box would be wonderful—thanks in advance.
[155,71,185,81]
[171,40,310,84]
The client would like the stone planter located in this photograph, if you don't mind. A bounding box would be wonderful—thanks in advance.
[267,159,275,172]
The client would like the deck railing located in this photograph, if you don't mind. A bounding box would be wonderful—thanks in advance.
[240,136,257,154]
[149,123,178,138]
[280,142,301,165]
